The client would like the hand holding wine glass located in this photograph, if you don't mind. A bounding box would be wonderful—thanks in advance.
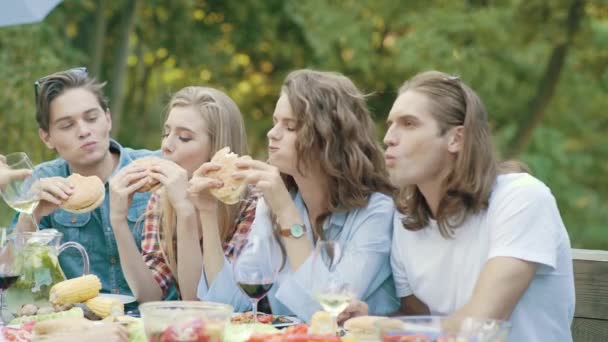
[233,234,282,323]
[0,153,41,229]
[0,154,31,186]
[311,240,355,334]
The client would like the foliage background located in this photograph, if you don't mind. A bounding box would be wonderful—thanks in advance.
[0,0,606,248]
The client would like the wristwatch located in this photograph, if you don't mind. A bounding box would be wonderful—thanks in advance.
[279,223,306,239]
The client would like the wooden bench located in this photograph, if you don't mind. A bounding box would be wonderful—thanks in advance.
[572,249,608,341]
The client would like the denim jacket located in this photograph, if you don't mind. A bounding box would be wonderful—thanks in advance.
[11,139,160,296]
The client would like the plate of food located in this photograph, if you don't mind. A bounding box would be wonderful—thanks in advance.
[231,312,302,328]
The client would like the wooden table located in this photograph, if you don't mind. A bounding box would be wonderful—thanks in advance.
[572,248,608,341]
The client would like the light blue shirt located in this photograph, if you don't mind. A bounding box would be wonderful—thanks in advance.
[197,191,399,321]
[11,139,161,297]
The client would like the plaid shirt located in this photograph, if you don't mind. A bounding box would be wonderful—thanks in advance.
[141,189,259,298]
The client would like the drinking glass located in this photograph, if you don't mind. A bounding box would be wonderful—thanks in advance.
[233,234,282,323]
[311,240,355,334]
[0,152,40,229]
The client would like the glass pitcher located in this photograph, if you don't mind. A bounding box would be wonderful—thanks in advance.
[6,229,89,313]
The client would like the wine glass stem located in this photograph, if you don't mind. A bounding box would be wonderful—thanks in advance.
[251,299,260,323]
[28,213,40,231]
[0,289,5,325]
[331,313,339,336]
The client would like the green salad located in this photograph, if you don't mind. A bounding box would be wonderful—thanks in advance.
[13,243,66,299]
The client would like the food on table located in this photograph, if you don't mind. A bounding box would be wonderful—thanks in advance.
[140,301,233,342]
[33,317,134,342]
[103,315,147,342]
[4,315,147,342]
[246,324,340,342]
[85,295,125,318]
[49,274,101,305]
[53,302,75,312]
[14,303,75,321]
[131,157,164,192]
[9,306,84,325]
[148,318,223,342]
[60,173,105,213]
[35,306,55,315]
[17,304,39,317]
[128,319,147,342]
[224,323,280,342]
[343,315,385,341]
[1,321,35,342]
[207,147,251,204]
[33,317,96,336]
[73,302,104,320]
[230,312,276,325]
[309,311,335,335]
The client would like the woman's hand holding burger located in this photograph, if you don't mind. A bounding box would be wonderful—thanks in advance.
[148,158,193,214]
[109,164,150,219]
[187,162,223,213]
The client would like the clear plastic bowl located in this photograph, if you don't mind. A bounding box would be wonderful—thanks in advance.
[139,301,233,342]
[376,316,511,342]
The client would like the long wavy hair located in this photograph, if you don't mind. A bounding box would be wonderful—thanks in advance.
[277,69,394,239]
[396,71,527,237]
[157,86,248,278]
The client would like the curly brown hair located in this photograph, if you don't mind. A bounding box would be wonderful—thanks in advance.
[279,69,394,238]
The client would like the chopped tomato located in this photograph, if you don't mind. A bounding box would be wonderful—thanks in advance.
[286,334,341,342]
[2,326,32,342]
[158,318,210,342]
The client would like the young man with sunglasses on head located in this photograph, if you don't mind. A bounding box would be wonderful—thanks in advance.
[12,68,162,298]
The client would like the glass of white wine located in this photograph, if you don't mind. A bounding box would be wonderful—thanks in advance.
[311,240,355,334]
[0,153,40,229]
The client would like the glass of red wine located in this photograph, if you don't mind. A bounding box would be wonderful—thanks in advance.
[0,229,21,325]
[233,234,282,323]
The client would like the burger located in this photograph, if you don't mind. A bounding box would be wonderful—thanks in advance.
[343,315,386,341]
[206,147,251,205]
[131,156,163,192]
[60,173,105,214]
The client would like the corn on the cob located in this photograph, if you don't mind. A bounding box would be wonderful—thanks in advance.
[85,296,124,318]
[49,274,101,304]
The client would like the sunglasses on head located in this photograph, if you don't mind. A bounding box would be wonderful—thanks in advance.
[34,67,88,102]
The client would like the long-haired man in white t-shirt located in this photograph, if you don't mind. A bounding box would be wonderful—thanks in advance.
[343,71,575,342]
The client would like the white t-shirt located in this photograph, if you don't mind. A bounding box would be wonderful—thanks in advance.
[391,173,575,342]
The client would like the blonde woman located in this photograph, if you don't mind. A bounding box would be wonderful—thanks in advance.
[109,87,257,301]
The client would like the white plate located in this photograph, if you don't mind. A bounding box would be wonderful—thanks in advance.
[99,293,137,304]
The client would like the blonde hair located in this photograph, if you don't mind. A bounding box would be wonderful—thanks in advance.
[396,71,527,237]
[158,86,248,278]
[279,69,394,238]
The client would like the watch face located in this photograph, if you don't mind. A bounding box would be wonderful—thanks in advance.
[290,224,305,238]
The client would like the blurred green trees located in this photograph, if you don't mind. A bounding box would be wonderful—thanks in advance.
[0,0,606,248]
